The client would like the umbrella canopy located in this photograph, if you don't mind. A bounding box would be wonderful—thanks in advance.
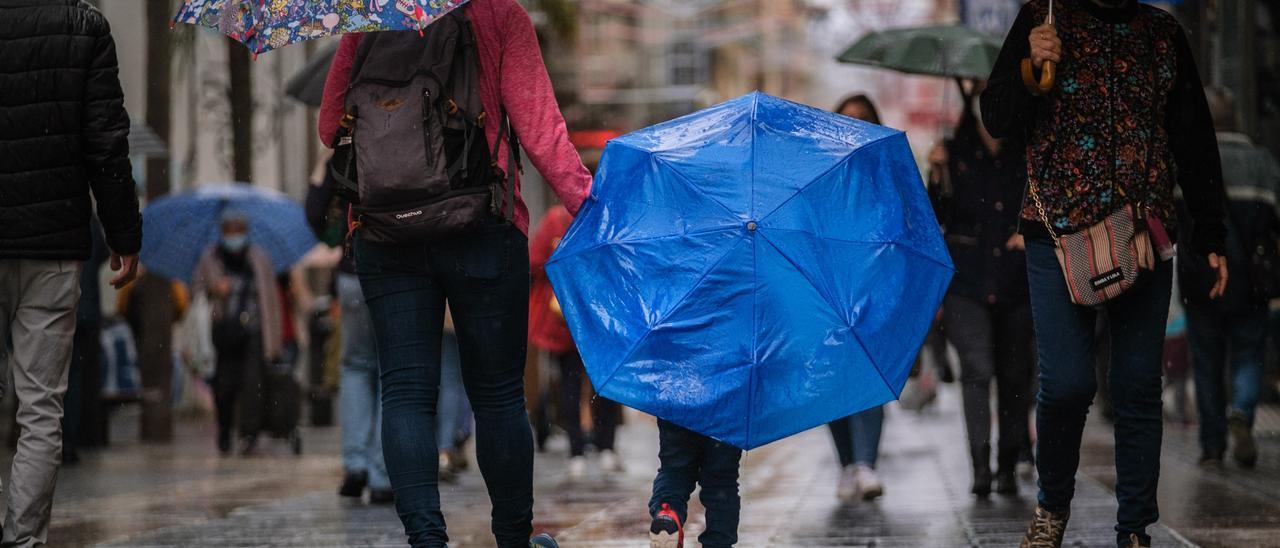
[174,0,469,54]
[545,93,954,450]
[141,184,318,284]
[836,25,1002,80]
[285,43,338,106]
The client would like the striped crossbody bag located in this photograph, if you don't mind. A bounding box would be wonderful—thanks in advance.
[1029,181,1156,307]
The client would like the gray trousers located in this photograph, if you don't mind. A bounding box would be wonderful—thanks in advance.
[0,259,82,547]
[942,294,1036,473]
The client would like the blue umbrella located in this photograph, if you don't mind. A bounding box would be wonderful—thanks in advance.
[141,184,318,284]
[545,92,953,450]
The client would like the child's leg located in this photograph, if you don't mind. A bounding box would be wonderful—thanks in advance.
[649,419,702,524]
[697,438,743,548]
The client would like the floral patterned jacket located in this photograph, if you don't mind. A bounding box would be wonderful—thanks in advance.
[981,0,1226,256]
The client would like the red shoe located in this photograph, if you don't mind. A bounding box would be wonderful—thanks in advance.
[649,503,683,548]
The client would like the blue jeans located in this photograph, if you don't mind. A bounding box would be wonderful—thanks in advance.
[649,420,742,548]
[1185,304,1267,453]
[1025,238,1171,548]
[337,273,389,489]
[436,332,471,452]
[826,405,884,468]
[356,225,534,548]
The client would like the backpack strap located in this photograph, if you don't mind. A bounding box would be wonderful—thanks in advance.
[492,111,519,221]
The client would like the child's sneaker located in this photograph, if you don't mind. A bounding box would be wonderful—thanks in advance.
[649,503,683,548]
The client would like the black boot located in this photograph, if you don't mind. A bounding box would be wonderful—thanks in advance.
[971,443,992,497]
[339,469,368,498]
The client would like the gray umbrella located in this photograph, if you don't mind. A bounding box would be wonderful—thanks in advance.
[285,44,339,107]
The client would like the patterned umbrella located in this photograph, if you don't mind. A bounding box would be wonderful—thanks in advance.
[173,0,469,54]
[141,184,317,284]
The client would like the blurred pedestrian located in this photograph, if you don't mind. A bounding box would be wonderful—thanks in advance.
[983,1,1228,546]
[193,211,283,456]
[1178,87,1280,469]
[827,94,886,502]
[117,269,189,442]
[530,203,624,479]
[306,169,393,503]
[318,1,592,546]
[931,88,1035,498]
[0,1,142,544]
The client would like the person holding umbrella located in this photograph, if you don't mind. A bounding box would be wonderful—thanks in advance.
[981,1,1228,546]
[193,210,284,456]
[316,1,591,547]
[930,87,1035,499]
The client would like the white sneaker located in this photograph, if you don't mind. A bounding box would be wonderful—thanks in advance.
[598,449,625,473]
[837,465,858,501]
[854,464,884,501]
[567,456,588,479]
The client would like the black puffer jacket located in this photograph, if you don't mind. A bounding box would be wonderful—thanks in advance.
[0,0,141,260]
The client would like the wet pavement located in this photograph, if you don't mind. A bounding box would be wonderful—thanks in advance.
[14,387,1280,547]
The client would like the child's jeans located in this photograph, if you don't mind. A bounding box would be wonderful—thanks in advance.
[649,419,743,548]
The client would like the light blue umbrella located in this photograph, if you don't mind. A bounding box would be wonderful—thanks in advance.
[546,93,953,450]
[141,184,317,284]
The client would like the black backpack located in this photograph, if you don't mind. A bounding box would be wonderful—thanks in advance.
[329,11,519,243]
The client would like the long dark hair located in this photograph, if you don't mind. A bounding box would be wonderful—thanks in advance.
[832,94,882,125]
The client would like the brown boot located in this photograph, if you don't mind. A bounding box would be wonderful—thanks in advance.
[1123,533,1150,547]
[1020,505,1070,548]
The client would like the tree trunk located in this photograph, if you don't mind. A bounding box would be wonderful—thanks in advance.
[145,3,173,199]
[227,39,254,183]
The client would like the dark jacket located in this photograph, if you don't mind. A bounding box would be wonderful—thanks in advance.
[303,171,355,274]
[0,0,141,260]
[980,0,1226,256]
[933,115,1030,305]
[1178,133,1280,311]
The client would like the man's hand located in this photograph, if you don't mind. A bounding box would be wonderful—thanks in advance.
[109,253,139,289]
[1029,23,1061,69]
[1208,253,1229,300]
[1005,234,1026,251]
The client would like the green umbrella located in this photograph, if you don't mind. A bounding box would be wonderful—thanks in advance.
[836,25,1002,80]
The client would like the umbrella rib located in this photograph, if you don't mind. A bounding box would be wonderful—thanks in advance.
[757,230,901,409]
[755,136,897,226]
[546,226,740,266]
[758,228,955,272]
[756,231,848,327]
[652,156,742,221]
[591,234,749,396]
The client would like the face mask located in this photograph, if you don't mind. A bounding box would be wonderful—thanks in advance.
[222,235,248,253]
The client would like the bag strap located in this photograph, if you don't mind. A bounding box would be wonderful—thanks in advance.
[492,110,520,221]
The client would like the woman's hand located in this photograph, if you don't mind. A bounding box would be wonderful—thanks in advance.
[1029,23,1061,69]
[1208,253,1229,300]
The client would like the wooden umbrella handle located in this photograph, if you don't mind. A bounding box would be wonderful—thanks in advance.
[1020,58,1056,96]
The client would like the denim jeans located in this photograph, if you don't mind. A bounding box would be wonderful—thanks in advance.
[1025,237,1171,548]
[1185,304,1267,454]
[649,419,742,548]
[337,273,389,490]
[356,224,534,548]
[942,294,1035,473]
[436,331,470,452]
[826,405,884,468]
